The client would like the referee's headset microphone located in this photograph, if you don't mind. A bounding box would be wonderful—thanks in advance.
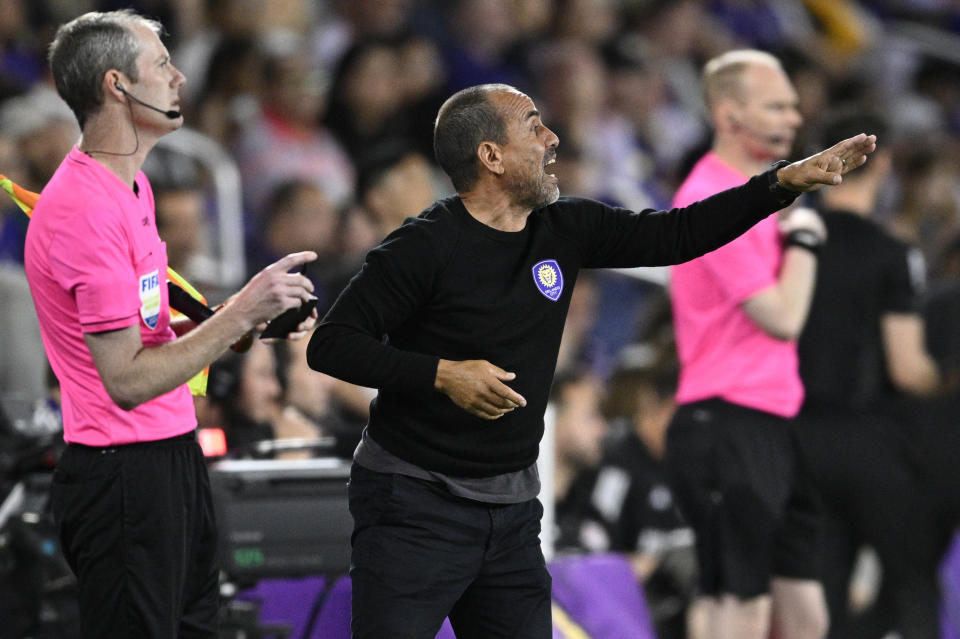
[114,81,181,119]
[728,115,788,146]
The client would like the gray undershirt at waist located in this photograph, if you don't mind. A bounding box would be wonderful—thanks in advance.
[353,427,541,504]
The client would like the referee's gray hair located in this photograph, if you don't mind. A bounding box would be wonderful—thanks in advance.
[48,9,163,129]
[702,49,783,109]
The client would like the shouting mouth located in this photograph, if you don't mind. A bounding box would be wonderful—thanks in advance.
[544,156,557,179]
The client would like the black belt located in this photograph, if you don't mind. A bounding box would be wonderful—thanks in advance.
[67,429,197,454]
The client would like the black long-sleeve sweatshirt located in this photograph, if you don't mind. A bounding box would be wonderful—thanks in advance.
[307,168,797,477]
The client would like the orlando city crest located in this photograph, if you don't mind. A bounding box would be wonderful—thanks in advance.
[532,259,563,302]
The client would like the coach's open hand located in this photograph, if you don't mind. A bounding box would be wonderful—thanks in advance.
[776,133,877,192]
[435,359,527,420]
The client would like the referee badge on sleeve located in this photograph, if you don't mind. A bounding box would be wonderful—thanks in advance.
[139,269,161,330]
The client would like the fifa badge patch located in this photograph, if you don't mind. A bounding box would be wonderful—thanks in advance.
[139,269,161,330]
[532,259,563,301]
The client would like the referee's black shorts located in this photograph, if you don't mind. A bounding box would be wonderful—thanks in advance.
[51,430,218,639]
[665,398,822,599]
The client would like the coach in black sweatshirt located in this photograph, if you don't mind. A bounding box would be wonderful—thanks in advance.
[307,83,875,639]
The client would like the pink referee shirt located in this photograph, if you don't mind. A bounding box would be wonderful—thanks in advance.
[24,147,197,445]
[669,152,804,417]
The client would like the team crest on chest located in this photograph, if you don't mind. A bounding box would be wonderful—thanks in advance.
[532,259,563,301]
[139,269,161,330]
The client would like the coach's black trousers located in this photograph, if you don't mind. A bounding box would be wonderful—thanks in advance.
[347,463,552,639]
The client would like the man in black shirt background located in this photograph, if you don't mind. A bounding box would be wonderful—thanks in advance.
[796,108,942,639]
[550,367,608,555]
[307,82,876,639]
[918,235,960,540]
[570,337,701,639]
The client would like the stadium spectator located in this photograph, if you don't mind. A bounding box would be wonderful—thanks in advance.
[234,41,354,215]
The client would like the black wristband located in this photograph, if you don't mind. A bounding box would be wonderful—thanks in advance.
[785,229,823,256]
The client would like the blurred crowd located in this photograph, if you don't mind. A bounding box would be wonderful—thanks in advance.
[1,0,960,637]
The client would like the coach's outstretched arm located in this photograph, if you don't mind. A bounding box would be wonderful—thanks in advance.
[776,133,877,191]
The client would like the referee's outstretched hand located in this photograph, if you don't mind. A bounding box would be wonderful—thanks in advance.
[776,133,878,192]
[435,359,528,420]
[229,251,318,331]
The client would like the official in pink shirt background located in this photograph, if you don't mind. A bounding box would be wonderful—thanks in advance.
[664,50,837,639]
[671,151,803,418]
